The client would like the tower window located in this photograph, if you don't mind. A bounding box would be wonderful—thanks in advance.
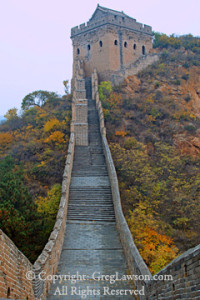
[133,44,136,50]
[114,15,117,19]
[88,44,91,51]
[124,42,127,48]
[142,45,146,55]
[114,40,118,46]
[7,287,10,298]
[122,17,125,22]
[77,48,80,55]
[99,41,103,47]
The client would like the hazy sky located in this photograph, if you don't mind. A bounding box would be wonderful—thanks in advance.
[0,0,200,115]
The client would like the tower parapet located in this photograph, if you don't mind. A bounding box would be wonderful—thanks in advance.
[71,13,152,37]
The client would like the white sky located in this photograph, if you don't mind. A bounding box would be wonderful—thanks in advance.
[0,0,199,115]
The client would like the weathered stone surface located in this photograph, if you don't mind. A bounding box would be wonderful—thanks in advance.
[71,5,153,83]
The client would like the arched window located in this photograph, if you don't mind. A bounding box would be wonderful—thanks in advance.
[133,44,136,50]
[77,48,80,55]
[142,45,146,55]
[114,40,118,46]
[88,44,91,51]
[124,41,127,48]
[99,41,103,47]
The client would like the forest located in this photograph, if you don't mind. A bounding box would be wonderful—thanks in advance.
[0,90,71,261]
[0,33,200,274]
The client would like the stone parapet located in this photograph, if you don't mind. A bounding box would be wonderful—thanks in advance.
[71,13,152,38]
[32,132,75,299]
[72,74,88,146]
[147,244,200,299]
[98,53,160,85]
[92,69,152,299]
[0,230,34,300]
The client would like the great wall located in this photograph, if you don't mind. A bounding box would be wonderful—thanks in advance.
[0,5,200,300]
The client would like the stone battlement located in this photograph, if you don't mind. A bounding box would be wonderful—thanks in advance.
[71,13,152,37]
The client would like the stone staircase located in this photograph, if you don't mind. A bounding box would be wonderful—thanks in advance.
[47,82,135,299]
[68,99,115,222]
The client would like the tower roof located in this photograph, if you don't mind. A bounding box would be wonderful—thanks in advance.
[89,4,131,21]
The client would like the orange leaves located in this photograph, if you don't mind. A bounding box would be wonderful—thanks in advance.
[109,92,122,108]
[0,132,13,149]
[127,202,178,274]
[44,131,65,144]
[115,130,127,137]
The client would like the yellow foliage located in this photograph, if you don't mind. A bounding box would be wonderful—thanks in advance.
[36,184,61,217]
[44,131,65,144]
[127,202,178,274]
[146,115,156,123]
[173,110,196,121]
[146,96,154,103]
[0,132,13,148]
[44,118,60,132]
[4,108,18,120]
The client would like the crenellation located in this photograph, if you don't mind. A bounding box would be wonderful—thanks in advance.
[71,11,152,38]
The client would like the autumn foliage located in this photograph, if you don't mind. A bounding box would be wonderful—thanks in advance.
[0,91,71,262]
[99,36,200,274]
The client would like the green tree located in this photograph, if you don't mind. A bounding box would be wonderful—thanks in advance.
[21,90,59,110]
[4,108,18,120]
[0,156,41,261]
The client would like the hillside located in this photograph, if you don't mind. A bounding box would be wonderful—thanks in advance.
[0,92,71,261]
[100,33,200,273]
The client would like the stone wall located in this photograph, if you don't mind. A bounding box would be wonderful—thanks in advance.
[0,130,75,300]
[71,10,152,37]
[92,68,200,300]
[71,10,153,81]
[0,230,34,300]
[92,69,152,299]
[71,72,88,146]
[33,132,75,299]
[109,53,159,86]
[147,244,200,299]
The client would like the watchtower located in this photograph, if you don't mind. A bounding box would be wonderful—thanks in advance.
[71,5,153,82]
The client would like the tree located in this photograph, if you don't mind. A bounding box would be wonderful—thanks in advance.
[63,80,69,95]
[4,108,18,120]
[127,202,178,274]
[0,156,41,261]
[21,90,59,110]
[35,184,61,237]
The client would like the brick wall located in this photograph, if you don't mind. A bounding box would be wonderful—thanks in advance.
[147,244,200,300]
[0,230,34,300]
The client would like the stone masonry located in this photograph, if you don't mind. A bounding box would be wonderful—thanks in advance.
[0,230,34,300]
[71,5,154,84]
